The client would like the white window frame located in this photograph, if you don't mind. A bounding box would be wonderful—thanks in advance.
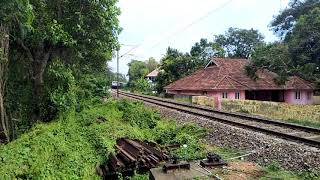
[295,91,301,100]
[222,92,228,99]
[235,92,240,99]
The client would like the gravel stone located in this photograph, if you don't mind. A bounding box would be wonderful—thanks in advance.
[128,97,320,171]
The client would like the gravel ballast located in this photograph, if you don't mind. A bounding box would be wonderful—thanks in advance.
[121,95,320,171]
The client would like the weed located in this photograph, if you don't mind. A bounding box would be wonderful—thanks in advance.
[261,161,320,180]
[0,99,206,179]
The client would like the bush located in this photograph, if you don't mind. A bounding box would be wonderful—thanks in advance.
[0,99,206,178]
[116,99,160,129]
[152,121,207,160]
[42,59,76,121]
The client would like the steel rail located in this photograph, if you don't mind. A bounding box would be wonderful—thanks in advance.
[119,91,320,148]
[119,91,320,134]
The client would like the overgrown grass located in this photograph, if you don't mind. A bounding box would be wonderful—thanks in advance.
[261,162,320,180]
[286,118,320,129]
[2,98,316,179]
[0,99,207,179]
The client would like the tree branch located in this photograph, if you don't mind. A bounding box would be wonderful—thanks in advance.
[16,38,34,62]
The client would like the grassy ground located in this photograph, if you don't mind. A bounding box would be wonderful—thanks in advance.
[0,98,318,179]
[286,118,320,129]
[261,162,320,180]
[0,99,207,179]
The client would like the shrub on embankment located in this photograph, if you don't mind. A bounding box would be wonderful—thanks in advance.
[0,99,205,179]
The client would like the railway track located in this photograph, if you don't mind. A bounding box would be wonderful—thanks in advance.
[118,91,320,148]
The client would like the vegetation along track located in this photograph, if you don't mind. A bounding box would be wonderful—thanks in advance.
[118,91,320,148]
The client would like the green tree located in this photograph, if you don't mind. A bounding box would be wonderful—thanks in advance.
[0,0,33,141]
[288,7,320,86]
[246,43,292,84]
[156,47,195,93]
[190,38,225,67]
[135,78,151,93]
[145,57,159,72]
[215,27,264,58]
[271,0,320,39]
[247,6,320,87]
[127,60,148,89]
[9,0,121,121]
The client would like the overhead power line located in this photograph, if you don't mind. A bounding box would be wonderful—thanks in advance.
[149,0,234,49]
[120,43,139,47]
[120,45,140,58]
[119,0,233,58]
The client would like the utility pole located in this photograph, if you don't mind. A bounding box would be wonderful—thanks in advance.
[117,49,119,98]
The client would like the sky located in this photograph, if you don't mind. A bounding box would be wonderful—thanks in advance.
[110,0,290,75]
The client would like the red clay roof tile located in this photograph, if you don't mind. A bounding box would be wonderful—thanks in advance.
[165,58,314,91]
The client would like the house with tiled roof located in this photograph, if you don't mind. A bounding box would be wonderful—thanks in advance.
[146,68,159,83]
[165,58,315,105]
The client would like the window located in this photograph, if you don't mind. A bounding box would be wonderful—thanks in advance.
[202,91,207,95]
[222,92,228,99]
[235,92,240,99]
[295,91,301,100]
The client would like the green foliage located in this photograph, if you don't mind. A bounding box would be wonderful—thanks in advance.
[116,99,160,129]
[2,0,121,136]
[43,60,76,121]
[261,162,320,180]
[0,99,206,178]
[288,7,320,86]
[108,70,127,84]
[129,173,149,180]
[153,120,207,160]
[156,47,196,93]
[246,43,292,84]
[135,78,152,93]
[128,60,149,86]
[156,28,264,93]
[214,27,264,58]
[0,116,101,179]
[271,0,320,39]
[190,38,225,67]
[76,74,110,99]
[127,60,154,92]
[287,118,320,129]
[145,57,159,72]
[5,49,34,134]
[0,0,34,30]
[248,3,320,87]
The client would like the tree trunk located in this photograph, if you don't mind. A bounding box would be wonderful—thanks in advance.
[31,45,51,121]
[0,23,10,142]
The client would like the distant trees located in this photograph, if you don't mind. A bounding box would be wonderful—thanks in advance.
[247,0,320,87]
[190,38,225,67]
[155,27,265,93]
[128,60,149,87]
[271,0,320,39]
[127,58,159,92]
[156,48,196,93]
[214,27,264,58]
[288,7,320,84]
[145,57,159,72]
[245,43,292,84]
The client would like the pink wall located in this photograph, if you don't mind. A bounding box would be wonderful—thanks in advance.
[167,90,246,100]
[284,90,313,105]
[208,90,246,100]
